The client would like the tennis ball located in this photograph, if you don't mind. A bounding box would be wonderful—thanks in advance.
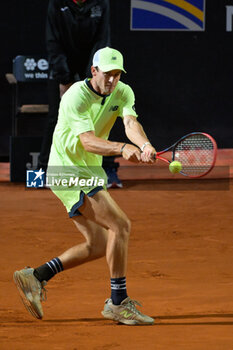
[169,161,182,174]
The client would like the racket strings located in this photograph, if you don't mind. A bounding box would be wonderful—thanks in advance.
[174,134,215,176]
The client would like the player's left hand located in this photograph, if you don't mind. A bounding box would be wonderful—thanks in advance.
[141,144,156,163]
[122,144,141,163]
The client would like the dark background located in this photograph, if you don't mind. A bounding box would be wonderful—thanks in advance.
[0,0,232,160]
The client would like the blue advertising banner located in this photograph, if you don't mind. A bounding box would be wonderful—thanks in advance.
[131,0,206,31]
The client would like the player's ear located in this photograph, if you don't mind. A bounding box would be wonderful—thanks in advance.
[91,66,97,77]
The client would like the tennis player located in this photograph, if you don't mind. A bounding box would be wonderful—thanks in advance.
[14,47,156,325]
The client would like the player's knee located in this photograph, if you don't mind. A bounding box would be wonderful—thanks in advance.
[85,242,92,257]
[114,214,131,240]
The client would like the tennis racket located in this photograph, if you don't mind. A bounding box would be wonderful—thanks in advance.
[155,132,217,178]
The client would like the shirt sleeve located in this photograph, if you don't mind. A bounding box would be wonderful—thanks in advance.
[59,85,94,136]
[119,84,138,118]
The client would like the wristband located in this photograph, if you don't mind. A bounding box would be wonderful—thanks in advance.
[120,143,127,153]
[141,142,151,152]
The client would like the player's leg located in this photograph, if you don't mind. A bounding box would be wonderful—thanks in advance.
[77,189,131,278]
[13,216,109,319]
[33,216,110,281]
[14,189,153,324]
[77,190,154,325]
[57,216,109,269]
[21,189,130,313]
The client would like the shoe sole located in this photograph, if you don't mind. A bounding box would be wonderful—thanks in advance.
[13,271,42,319]
[101,310,154,326]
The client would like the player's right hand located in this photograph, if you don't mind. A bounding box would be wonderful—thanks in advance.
[141,144,157,163]
[122,144,141,163]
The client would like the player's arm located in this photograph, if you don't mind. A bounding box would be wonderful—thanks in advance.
[79,131,141,163]
[123,115,156,163]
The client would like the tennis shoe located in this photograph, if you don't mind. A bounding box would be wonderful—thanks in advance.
[106,168,123,188]
[13,267,47,319]
[101,297,154,325]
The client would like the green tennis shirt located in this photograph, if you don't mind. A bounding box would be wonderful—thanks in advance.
[47,79,137,212]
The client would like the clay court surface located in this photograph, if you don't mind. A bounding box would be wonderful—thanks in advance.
[0,172,233,350]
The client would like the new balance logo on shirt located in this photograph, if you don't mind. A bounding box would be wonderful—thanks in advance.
[109,105,119,112]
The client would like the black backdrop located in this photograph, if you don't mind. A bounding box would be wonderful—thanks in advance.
[0,0,233,159]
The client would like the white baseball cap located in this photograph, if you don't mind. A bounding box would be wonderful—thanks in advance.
[92,47,126,73]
